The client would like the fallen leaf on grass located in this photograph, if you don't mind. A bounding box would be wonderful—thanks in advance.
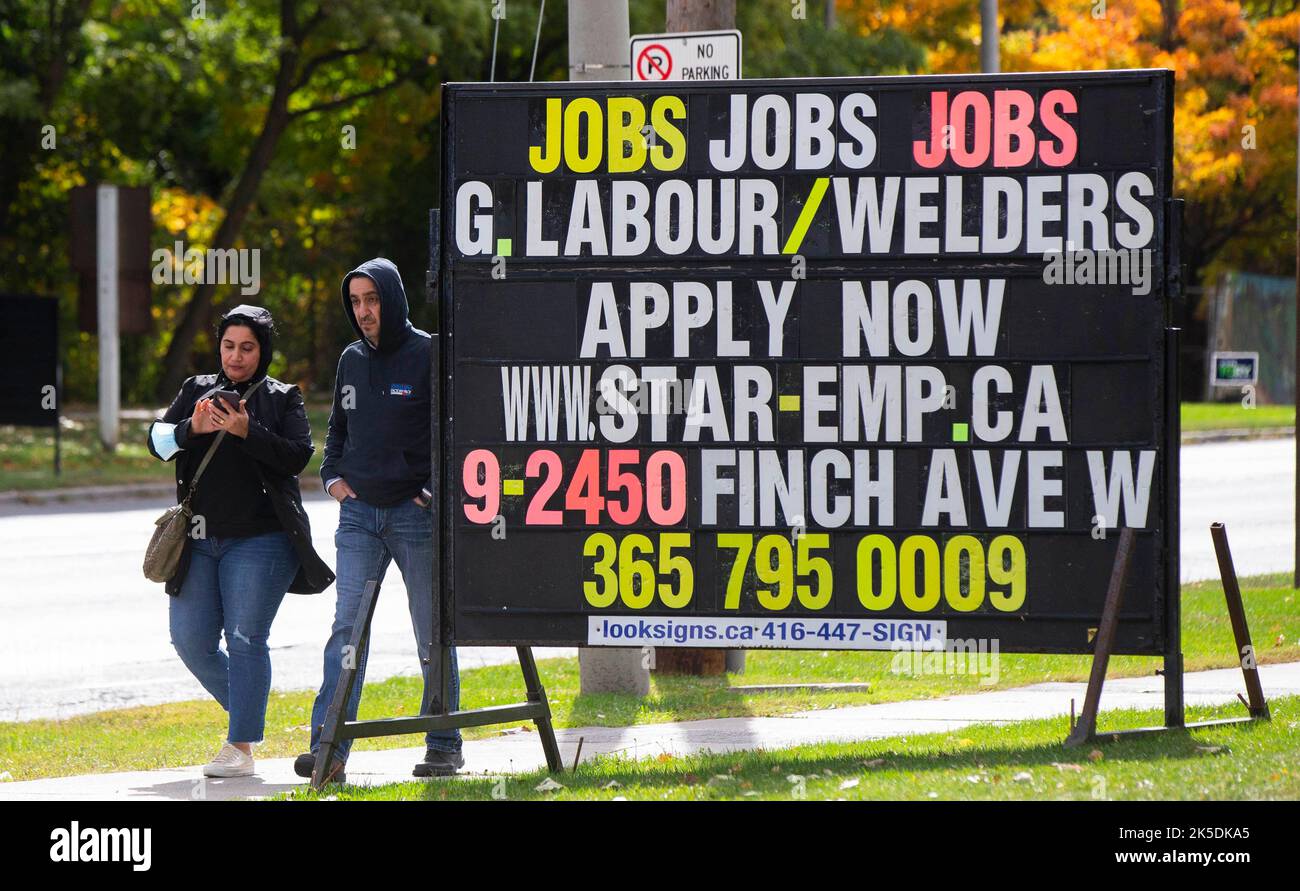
[656,753,673,763]
[535,777,565,793]
[839,778,860,790]
[1012,772,1033,783]
[862,758,886,768]
[927,791,939,799]
[1087,749,1104,762]
[1052,762,1085,772]
[603,780,621,790]
[1196,745,1225,754]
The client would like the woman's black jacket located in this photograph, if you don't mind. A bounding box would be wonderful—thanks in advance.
[147,373,336,596]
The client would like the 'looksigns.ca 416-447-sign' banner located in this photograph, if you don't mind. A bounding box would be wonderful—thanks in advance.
[438,70,1177,655]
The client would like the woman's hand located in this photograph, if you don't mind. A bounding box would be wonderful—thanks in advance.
[190,398,219,435]
[209,398,250,438]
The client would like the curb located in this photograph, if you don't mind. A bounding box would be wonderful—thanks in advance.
[0,475,327,508]
[1180,426,1294,445]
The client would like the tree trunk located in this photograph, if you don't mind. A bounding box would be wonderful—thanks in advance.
[666,0,735,31]
[1160,0,1179,50]
[156,44,299,399]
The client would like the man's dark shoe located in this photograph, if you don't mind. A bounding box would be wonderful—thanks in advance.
[293,751,347,784]
[413,747,464,777]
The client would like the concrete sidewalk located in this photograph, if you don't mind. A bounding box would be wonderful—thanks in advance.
[3,661,1297,802]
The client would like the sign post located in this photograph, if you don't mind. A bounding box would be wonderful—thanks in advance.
[96,184,120,451]
[630,29,741,82]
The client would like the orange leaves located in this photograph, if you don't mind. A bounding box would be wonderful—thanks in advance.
[836,0,1297,274]
[152,189,220,240]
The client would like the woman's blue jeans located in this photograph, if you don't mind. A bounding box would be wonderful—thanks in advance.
[169,531,299,743]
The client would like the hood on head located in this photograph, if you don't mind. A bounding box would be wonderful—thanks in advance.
[341,257,411,354]
[217,303,275,382]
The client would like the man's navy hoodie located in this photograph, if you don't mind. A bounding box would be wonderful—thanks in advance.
[320,258,431,507]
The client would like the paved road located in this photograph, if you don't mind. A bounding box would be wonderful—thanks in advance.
[0,493,573,722]
[1179,437,1294,582]
[0,437,1293,723]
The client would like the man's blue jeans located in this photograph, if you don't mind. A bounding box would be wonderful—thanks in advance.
[170,531,299,744]
[309,496,461,760]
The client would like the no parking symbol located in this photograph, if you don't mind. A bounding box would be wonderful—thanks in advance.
[636,43,672,81]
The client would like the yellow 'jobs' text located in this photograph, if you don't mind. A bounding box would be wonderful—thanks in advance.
[529,96,686,174]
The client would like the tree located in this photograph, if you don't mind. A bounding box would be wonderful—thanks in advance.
[842,0,1300,288]
[142,0,488,398]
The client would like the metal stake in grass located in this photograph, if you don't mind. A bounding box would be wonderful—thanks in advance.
[571,736,585,773]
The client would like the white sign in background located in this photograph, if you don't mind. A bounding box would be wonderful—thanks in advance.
[630,29,742,82]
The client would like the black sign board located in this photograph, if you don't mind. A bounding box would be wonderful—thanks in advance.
[438,70,1177,656]
[0,294,59,428]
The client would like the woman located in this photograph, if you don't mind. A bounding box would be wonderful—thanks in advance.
[147,304,335,778]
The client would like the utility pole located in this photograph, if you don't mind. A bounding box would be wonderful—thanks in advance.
[654,0,745,678]
[825,0,835,29]
[569,0,630,81]
[980,0,1000,73]
[571,0,647,696]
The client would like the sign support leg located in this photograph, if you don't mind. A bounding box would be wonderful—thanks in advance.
[1210,523,1271,720]
[1066,524,1271,747]
[1065,528,1136,747]
[517,646,564,772]
[312,579,380,789]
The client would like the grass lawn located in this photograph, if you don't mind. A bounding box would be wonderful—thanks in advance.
[1,574,1296,783]
[1181,401,1294,432]
[0,404,330,492]
[282,695,1300,801]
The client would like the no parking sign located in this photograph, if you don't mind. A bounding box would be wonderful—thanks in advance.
[630,30,741,82]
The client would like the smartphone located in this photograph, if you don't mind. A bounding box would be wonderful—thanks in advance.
[210,389,241,411]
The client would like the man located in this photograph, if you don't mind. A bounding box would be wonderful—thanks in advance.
[294,257,462,783]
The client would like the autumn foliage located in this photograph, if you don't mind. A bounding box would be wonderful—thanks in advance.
[844,0,1300,282]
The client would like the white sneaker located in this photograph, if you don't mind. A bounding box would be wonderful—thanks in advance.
[203,743,255,778]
